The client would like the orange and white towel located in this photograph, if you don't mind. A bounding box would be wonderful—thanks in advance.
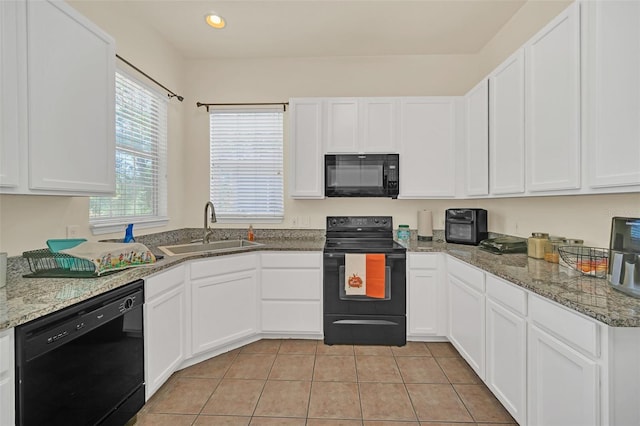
[344,253,386,298]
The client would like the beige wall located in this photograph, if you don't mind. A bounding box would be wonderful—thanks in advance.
[1,0,638,256]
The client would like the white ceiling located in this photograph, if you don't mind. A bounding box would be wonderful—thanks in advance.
[113,0,528,59]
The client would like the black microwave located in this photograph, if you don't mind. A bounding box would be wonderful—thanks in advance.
[445,208,488,245]
[325,154,399,198]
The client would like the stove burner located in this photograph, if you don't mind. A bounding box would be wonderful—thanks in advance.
[324,216,406,254]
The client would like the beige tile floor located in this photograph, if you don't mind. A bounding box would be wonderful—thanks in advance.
[136,340,518,426]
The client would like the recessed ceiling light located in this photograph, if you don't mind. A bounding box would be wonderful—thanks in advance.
[205,13,226,29]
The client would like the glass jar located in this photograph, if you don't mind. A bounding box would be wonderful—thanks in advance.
[396,225,410,247]
[528,232,549,259]
[544,237,565,263]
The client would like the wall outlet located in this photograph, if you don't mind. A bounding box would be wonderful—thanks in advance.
[300,216,310,228]
[66,225,80,239]
[291,216,298,227]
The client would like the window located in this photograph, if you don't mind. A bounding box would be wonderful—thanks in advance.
[209,110,284,222]
[90,70,168,234]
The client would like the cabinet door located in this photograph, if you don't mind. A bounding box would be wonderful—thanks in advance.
[399,98,457,198]
[584,0,640,188]
[448,274,485,378]
[289,98,324,198]
[486,298,526,425]
[0,0,21,189]
[0,329,15,426]
[528,324,599,426]
[489,49,525,195]
[464,79,489,196]
[326,98,358,153]
[145,275,187,400]
[408,268,440,336]
[26,0,115,194]
[525,2,581,192]
[192,270,258,355]
[360,98,398,153]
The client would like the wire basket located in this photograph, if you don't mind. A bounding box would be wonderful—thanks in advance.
[558,246,609,278]
[22,249,98,278]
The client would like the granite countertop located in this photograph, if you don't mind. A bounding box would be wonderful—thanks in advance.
[0,229,325,331]
[2,228,640,331]
[410,238,640,328]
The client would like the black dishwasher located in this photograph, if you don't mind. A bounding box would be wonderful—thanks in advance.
[15,280,145,426]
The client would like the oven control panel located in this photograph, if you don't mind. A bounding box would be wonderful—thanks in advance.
[326,216,393,231]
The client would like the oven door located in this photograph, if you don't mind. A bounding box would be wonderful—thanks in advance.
[323,252,406,315]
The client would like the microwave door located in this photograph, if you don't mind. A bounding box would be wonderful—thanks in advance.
[326,158,385,197]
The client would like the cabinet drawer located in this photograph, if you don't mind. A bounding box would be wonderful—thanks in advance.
[261,301,322,333]
[529,295,600,357]
[261,252,321,269]
[191,253,258,280]
[145,265,186,300]
[409,253,438,269]
[486,274,527,316]
[262,269,321,300]
[447,256,485,292]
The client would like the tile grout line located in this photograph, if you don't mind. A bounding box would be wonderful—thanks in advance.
[304,341,319,426]
[394,343,423,424]
[248,339,281,422]
[193,347,242,423]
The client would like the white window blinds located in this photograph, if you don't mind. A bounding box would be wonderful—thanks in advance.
[90,71,168,227]
[209,110,284,222]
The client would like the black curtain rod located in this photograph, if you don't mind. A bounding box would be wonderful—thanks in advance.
[116,54,184,102]
[196,102,289,112]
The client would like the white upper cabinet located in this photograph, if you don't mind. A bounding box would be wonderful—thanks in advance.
[0,0,22,190]
[27,0,115,194]
[325,98,359,153]
[525,2,581,193]
[464,79,489,196]
[0,0,116,196]
[289,98,324,198]
[325,97,398,153]
[359,98,399,153]
[583,0,640,189]
[489,49,526,196]
[399,97,458,198]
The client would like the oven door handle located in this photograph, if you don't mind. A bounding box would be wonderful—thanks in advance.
[324,253,406,260]
[332,319,400,326]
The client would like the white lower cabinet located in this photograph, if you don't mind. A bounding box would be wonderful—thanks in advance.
[527,294,601,426]
[447,258,607,426]
[260,252,322,335]
[407,253,446,338]
[144,265,187,400]
[0,328,15,426]
[447,258,485,378]
[485,274,527,425]
[528,324,599,426]
[190,254,259,355]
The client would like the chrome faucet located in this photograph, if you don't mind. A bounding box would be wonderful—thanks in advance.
[203,201,217,243]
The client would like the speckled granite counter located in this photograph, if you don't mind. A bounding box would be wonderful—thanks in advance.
[0,228,325,331]
[2,228,640,331]
[409,238,640,327]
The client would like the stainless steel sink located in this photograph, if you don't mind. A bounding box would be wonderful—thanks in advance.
[158,239,263,256]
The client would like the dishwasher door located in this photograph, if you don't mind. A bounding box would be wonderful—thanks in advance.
[15,280,145,426]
